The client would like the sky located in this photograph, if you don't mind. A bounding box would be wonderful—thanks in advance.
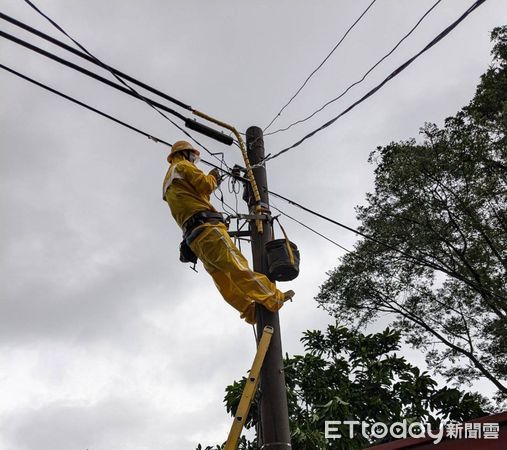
[1,1,506,449]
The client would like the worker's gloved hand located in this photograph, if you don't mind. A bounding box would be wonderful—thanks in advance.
[209,168,221,186]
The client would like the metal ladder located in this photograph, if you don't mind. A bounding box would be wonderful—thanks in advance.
[224,325,274,450]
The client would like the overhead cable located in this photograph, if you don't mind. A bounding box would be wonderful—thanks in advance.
[271,201,469,320]
[3,58,501,304]
[270,202,351,253]
[0,11,191,110]
[21,0,186,117]
[265,0,443,137]
[267,188,504,302]
[267,189,413,258]
[1,12,233,146]
[0,63,172,146]
[0,63,230,174]
[20,0,233,162]
[0,32,230,164]
[268,188,460,272]
[267,190,444,270]
[0,30,189,118]
[263,0,378,133]
[262,0,487,164]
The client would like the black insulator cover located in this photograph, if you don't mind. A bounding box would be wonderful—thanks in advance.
[185,119,233,145]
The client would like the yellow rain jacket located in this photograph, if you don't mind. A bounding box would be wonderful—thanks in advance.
[163,154,285,324]
[163,153,218,228]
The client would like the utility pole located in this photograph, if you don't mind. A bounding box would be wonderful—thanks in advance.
[246,126,291,449]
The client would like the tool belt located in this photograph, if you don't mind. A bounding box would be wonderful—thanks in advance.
[183,211,225,237]
[179,211,225,264]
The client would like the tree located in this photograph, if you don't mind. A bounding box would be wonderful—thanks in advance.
[200,326,487,450]
[317,27,507,400]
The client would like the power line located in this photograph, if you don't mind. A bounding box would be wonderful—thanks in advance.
[262,0,487,164]
[262,0,378,133]
[265,0,443,137]
[268,189,416,259]
[271,201,470,323]
[267,188,505,302]
[0,29,229,165]
[4,58,502,305]
[0,63,230,173]
[270,202,351,253]
[0,11,191,111]
[20,0,232,166]
[0,63,172,146]
[0,30,188,120]
[268,188,460,273]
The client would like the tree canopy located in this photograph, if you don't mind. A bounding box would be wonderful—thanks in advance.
[317,26,507,400]
[201,326,486,450]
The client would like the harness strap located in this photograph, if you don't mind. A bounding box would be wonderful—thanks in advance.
[184,211,225,237]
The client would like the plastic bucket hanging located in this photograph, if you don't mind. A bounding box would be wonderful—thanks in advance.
[265,219,300,282]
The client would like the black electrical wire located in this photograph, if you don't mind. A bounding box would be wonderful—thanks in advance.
[268,189,417,259]
[267,188,505,302]
[4,59,501,304]
[271,201,472,322]
[0,30,229,166]
[0,63,173,146]
[0,11,191,111]
[263,0,487,164]
[265,0,443,137]
[20,0,231,167]
[263,0,378,133]
[0,63,231,174]
[0,30,187,120]
[270,202,351,253]
[21,0,188,116]
[268,188,462,274]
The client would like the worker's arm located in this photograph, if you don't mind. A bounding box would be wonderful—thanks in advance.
[176,160,218,195]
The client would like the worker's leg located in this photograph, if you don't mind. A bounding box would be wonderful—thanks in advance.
[189,223,286,319]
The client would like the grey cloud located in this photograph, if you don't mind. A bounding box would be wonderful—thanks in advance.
[1,0,505,447]
[1,397,201,450]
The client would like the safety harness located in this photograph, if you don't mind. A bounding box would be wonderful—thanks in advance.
[179,211,226,267]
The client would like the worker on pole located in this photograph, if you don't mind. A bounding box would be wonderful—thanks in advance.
[162,140,294,324]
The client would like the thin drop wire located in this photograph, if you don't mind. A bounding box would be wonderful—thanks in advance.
[263,0,378,133]
[265,0,443,137]
[262,0,487,163]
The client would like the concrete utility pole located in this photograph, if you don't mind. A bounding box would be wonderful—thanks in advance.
[245,126,291,449]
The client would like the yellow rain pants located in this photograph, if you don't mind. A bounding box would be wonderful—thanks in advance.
[189,222,285,324]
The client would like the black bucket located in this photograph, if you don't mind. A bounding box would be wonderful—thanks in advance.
[265,239,300,282]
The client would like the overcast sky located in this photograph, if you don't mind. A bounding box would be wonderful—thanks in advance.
[1,1,506,449]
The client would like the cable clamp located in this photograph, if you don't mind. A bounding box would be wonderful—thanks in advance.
[148,135,160,143]
[251,155,270,169]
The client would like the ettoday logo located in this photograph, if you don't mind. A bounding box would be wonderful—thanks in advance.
[324,420,500,444]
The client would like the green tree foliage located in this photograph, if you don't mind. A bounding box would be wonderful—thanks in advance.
[317,27,507,399]
[201,326,486,450]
